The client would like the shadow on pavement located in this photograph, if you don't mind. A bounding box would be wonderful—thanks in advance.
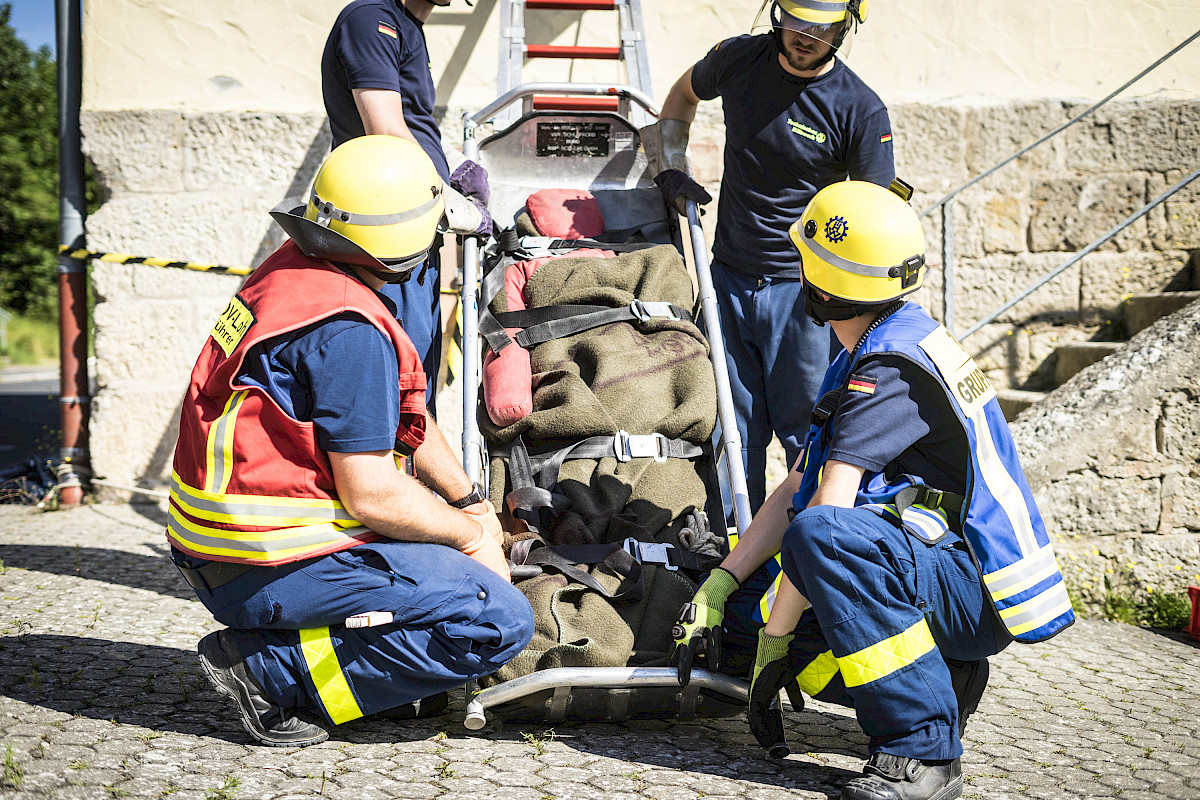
[0,543,193,601]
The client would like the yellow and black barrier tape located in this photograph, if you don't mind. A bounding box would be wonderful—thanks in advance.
[58,246,253,276]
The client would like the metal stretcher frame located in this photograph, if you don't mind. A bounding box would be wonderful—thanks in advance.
[458,82,753,730]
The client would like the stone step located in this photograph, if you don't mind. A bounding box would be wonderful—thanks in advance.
[1053,341,1124,386]
[996,388,1047,421]
[1122,291,1200,337]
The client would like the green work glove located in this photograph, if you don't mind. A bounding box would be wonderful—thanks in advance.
[669,567,739,686]
[748,628,799,759]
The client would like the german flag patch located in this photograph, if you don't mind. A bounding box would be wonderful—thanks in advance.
[378,22,397,39]
[847,373,877,395]
[880,133,893,144]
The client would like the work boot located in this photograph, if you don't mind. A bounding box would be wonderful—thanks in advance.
[197,630,329,748]
[841,754,963,800]
[378,691,449,720]
[946,657,989,736]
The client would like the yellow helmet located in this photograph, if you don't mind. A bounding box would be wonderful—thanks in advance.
[271,135,444,276]
[774,0,866,28]
[789,180,926,305]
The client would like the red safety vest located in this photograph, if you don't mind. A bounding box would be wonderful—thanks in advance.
[166,240,427,565]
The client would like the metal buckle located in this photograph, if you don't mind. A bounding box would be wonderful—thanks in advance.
[629,300,677,322]
[622,537,678,571]
[614,431,670,462]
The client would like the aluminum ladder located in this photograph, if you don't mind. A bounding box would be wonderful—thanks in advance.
[495,0,654,126]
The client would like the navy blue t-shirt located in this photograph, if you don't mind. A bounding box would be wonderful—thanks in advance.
[691,35,894,277]
[237,309,402,454]
[824,354,968,497]
[321,0,450,183]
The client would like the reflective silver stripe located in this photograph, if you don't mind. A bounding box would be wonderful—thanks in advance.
[167,509,368,555]
[902,505,949,543]
[207,392,245,493]
[170,474,356,524]
[998,581,1073,635]
[969,404,1040,555]
[310,191,441,227]
[984,543,1060,598]
[805,232,908,279]
[783,0,849,13]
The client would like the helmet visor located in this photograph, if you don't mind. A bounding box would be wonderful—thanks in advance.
[751,1,857,56]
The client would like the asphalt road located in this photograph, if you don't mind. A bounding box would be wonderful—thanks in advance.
[0,366,59,475]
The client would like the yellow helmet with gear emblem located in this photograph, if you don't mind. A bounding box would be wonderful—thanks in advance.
[270,135,444,279]
[789,180,926,304]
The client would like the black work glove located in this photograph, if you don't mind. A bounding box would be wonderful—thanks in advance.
[654,169,712,217]
[748,628,801,759]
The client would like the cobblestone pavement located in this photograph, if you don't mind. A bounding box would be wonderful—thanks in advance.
[0,503,1197,800]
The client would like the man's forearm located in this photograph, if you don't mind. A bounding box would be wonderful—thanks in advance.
[720,463,804,583]
[412,413,474,502]
[660,68,700,123]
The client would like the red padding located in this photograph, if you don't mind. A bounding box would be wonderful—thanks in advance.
[526,188,605,239]
[483,249,614,427]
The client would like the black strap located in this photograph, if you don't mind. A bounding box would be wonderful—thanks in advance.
[510,536,645,602]
[173,558,253,592]
[494,300,693,348]
[891,482,965,519]
[810,387,844,428]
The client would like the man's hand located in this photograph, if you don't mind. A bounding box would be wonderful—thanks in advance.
[669,567,739,685]
[461,499,503,545]
[748,628,798,759]
[461,524,511,582]
[450,159,489,205]
[654,169,712,217]
[442,159,492,237]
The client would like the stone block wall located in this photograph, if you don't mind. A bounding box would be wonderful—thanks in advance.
[1011,298,1200,612]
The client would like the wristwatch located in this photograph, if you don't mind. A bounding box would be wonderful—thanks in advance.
[449,483,485,509]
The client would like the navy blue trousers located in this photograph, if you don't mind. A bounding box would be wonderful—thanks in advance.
[776,506,1009,761]
[181,542,533,725]
[380,247,442,408]
[711,261,837,510]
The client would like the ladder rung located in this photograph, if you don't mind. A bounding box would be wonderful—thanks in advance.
[531,95,621,111]
[527,0,616,9]
[525,44,622,60]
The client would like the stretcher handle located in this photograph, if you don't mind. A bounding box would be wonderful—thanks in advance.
[686,198,752,536]
[466,82,659,127]
[461,122,487,486]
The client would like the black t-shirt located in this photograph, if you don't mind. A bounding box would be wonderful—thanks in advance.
[321,0,450,182]
[690,35,894,276]
[825,354,968,497]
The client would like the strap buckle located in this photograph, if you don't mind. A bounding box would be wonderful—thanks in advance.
[922,487,943,509]
[614,430,669,462]
[629,299,678,322]
[622,537,678,571]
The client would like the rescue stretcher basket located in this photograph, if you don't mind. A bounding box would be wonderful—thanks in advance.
[458,82,753,729]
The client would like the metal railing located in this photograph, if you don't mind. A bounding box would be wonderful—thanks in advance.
[922,29,1200,341]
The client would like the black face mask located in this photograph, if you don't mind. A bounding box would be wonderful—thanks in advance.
[802,283,879,326]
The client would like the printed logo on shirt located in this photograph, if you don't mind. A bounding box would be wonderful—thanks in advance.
[880,133,893,144]
[847,374,876,395]
[378,22,397,39]
[787,118,827,144]
[210,296,256,358]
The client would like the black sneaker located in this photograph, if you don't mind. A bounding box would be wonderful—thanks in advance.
[946,657,988,736]
[197,630,329,747]
[377,691,449,720]
[841,754,962,800]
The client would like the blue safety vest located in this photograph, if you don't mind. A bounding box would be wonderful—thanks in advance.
[794,303,1075,644]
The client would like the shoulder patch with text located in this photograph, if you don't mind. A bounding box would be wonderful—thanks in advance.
[210,296,256,357]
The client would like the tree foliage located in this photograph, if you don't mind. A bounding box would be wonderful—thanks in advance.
[0,2,59,319]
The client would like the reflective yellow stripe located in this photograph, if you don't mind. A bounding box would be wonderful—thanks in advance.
[836,617,936,688]
[983,543,1061,601]
[999,581,1074,637]
[758,555,784,623]
[796,650,840,697]
[299,627,363,725]
[166,504,368,562]
[206,391,246,495]
[170,472,356,526]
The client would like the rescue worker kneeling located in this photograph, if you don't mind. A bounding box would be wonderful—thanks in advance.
[167,136,534,747]
[670,181,1073,800]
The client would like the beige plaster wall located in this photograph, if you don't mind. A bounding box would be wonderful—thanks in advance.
[84,0,1200,114]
